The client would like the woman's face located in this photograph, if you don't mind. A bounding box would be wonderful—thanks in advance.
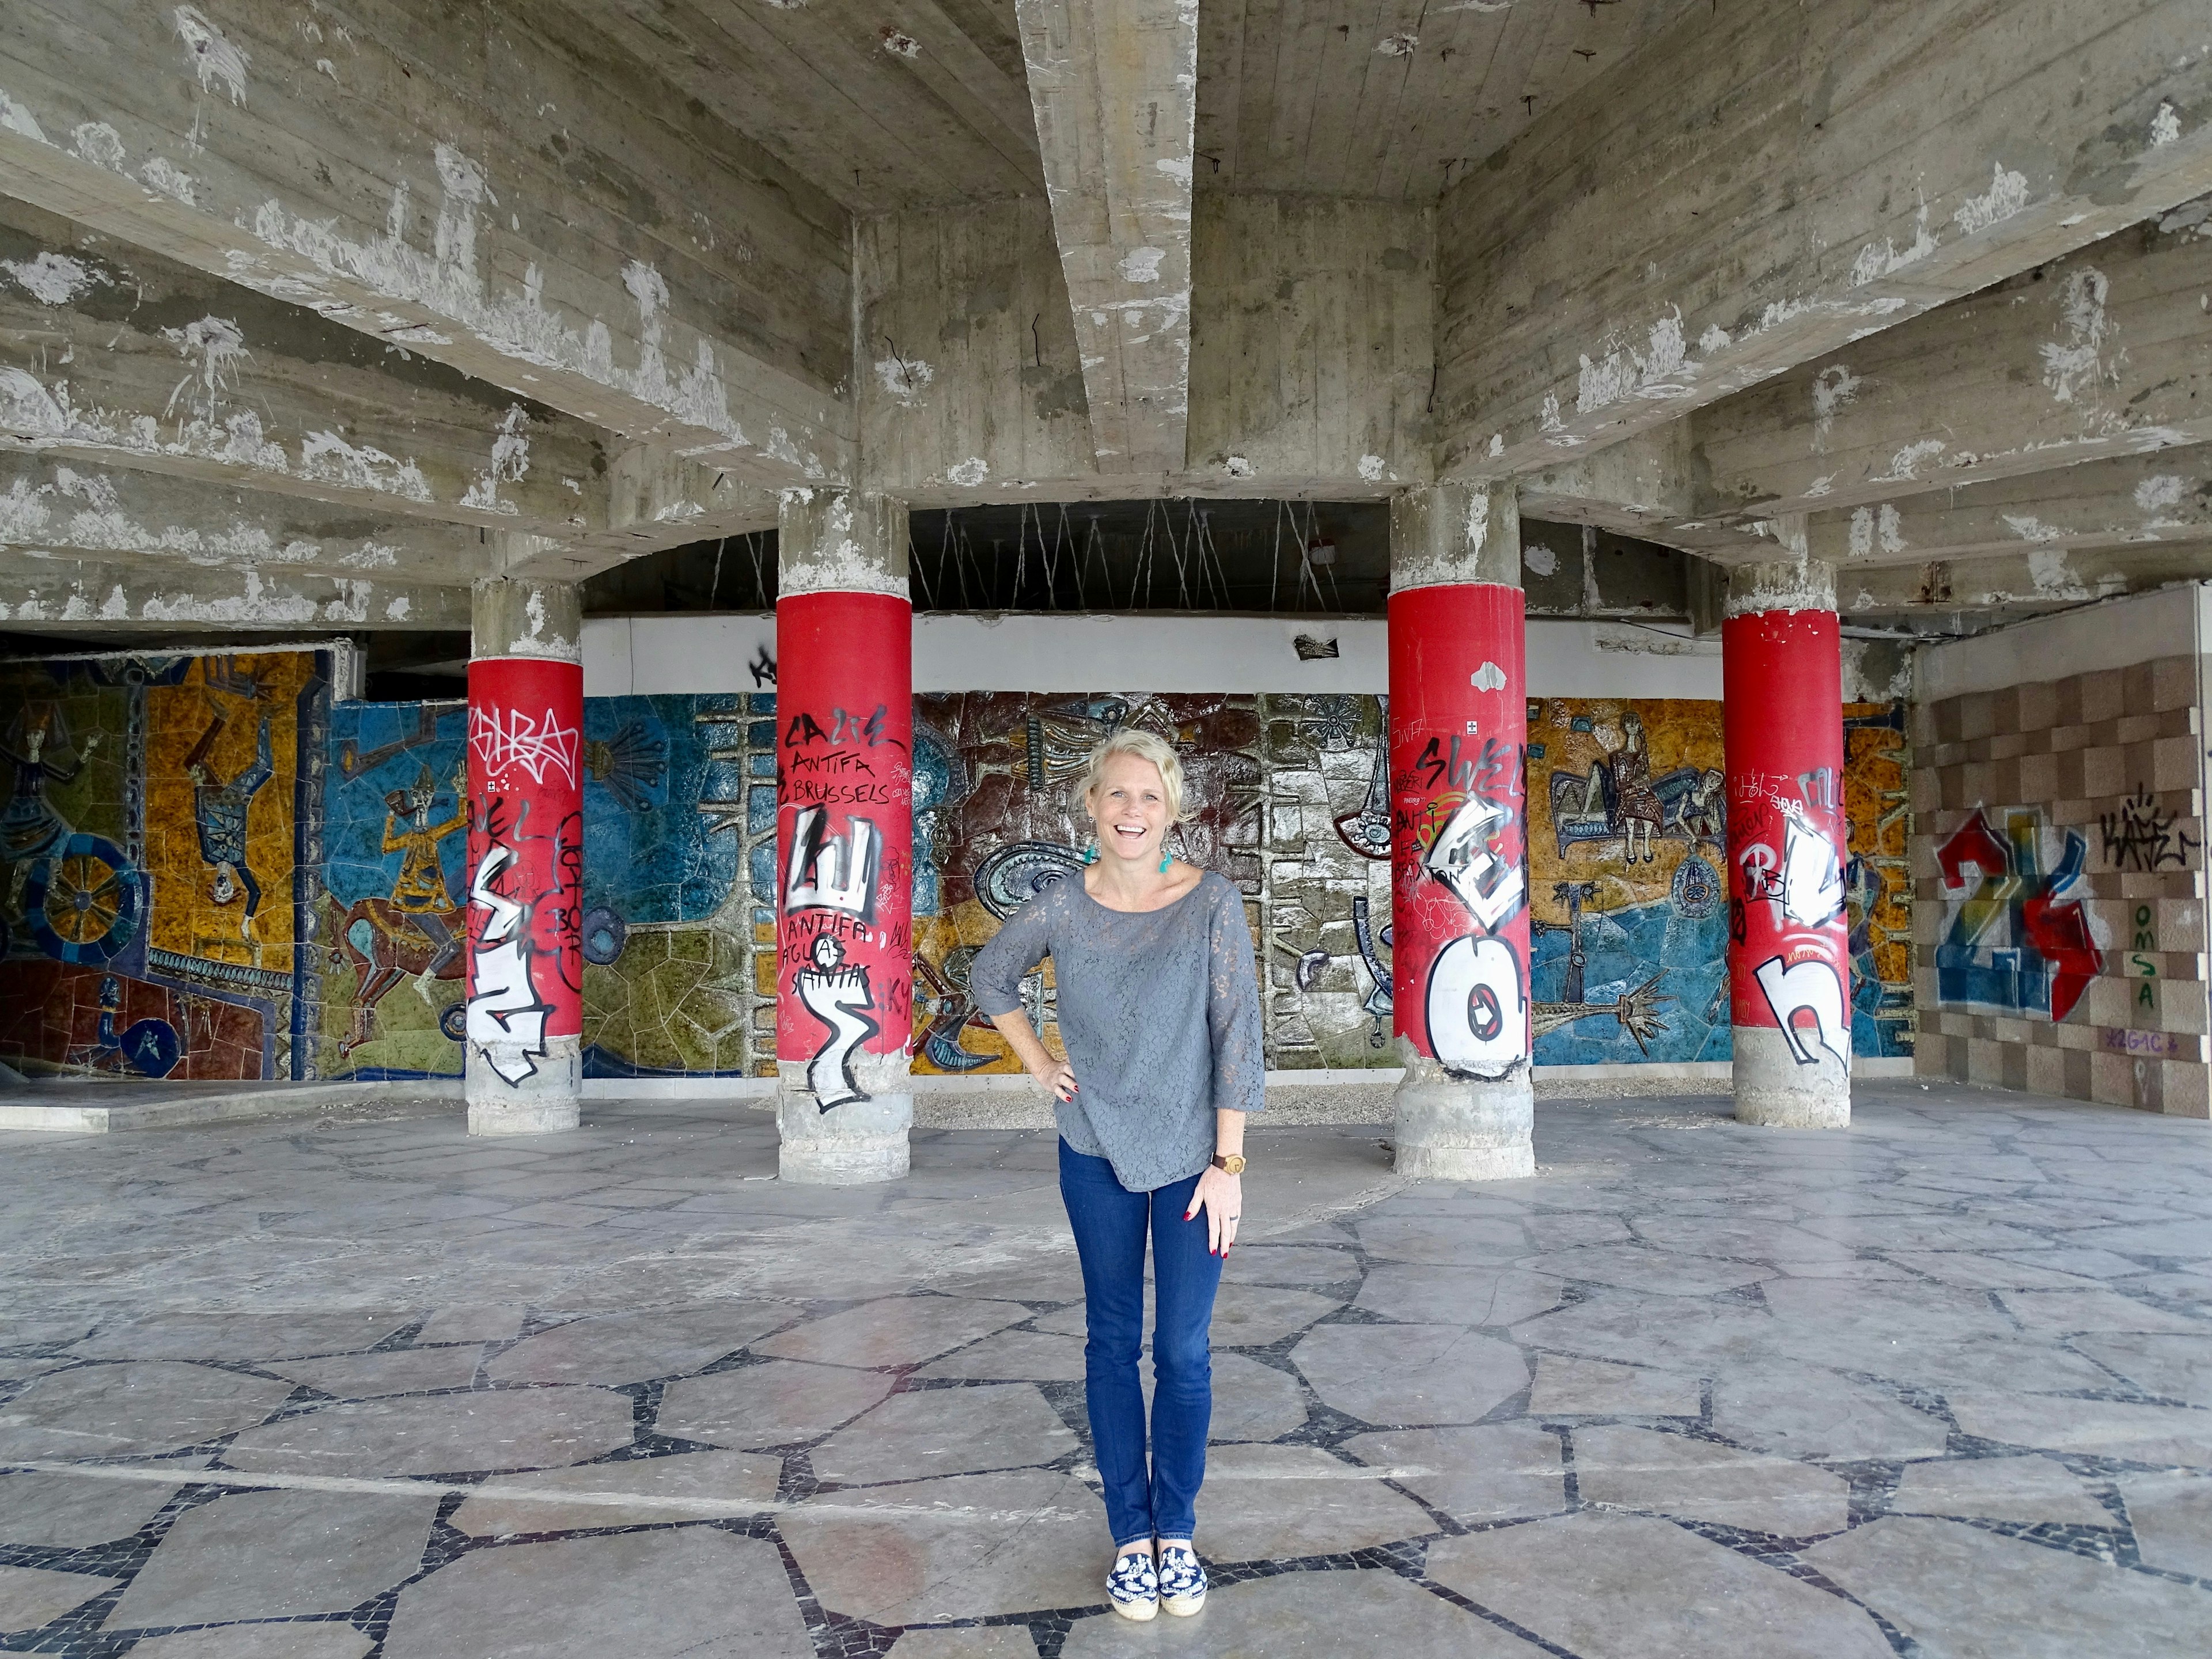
[1087,752,1171,864]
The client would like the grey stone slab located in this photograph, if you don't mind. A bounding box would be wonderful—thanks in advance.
[1799,1214,2051,1252]
[123,1624,374,1659]
[72,1313,412,1363]
[1354,1215,1528,1264]
[1710,1361,1950,1461]
[487,1302,798,1387]
[108,1487,435,1628]
[915,1331,1088,1382]
[1209,1286,1343,1347]
[891,1628,1041,1659]
[812,1383,1075,1484]
[1221,1245,1364,1286]
[2119,1473,2212,1580]
[0,1361,295,1459]
[1512,1293,1776,1374]
[1061,1565,1546,1657]
[1948,1391,2212,1467]
[1133,1351,1306,1442]
[0,1355,70,1382]
[2075,1333,2212,1406]
[1355,1264,1565,1327]
[658,1358,895,1448]
[1805,1515,2211,1658]
[272,1347,484,1399]
[0,1316,95,1348]
[1198,1443,1438,1561]
[383,1527,811,1659]
[1529,1354,1700,1418]
[1292,1324,1528,1426]
[1340,1423,1565,1521]
[414,1304,525,1344]
[1573,1424,1850,1537]
[1521,1212,1634,1251]
[1891,1455,2112,1529]
[782,1470,1107,1626]
[751,1297,1032,1369]
[1760,1277,2021,1348]
[1430,1511,1892,1658]
[0,1564,121,1633]
[1627,1216,1857,1264]
[0,1469,187,1545]
[449,1450,781,1535]
[1518,1244,1774,1296]
[1884,1252,2105,1290]
[2070,1219,2212,1257]
[1205,1353,1309,1442]
[224,1386,636,1476]
[1997,1290,2210,1335]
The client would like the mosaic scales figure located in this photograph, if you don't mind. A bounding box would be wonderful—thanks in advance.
[183,713,274,939]
[381,764,466,982]
[1577,711,1663,864]
[1,709,97,916]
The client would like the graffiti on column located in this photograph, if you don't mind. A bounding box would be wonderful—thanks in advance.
[1935,806,2104,1021]
[777,592,914,1111]
[1732,775,1853,1067]
[464,658,583,1086]
[1391,584,1532,1084]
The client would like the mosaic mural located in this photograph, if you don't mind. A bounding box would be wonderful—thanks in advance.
[0,650,331,1081]
[911,692,1915,1076]
[2,664,1911,1082]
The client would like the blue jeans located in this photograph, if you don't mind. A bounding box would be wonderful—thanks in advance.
[1058,1139,1224,1550]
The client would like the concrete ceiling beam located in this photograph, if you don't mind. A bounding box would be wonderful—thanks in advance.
[0,453,490,581]
[1838,540,2212,616]
[0,551,468,631]
[0,203,611,535]
[1803,446,2212,569]
[1017,0,1197,478]
[1434,0,2212,482]
[0,0,853,486]
[1696,211,2212,522]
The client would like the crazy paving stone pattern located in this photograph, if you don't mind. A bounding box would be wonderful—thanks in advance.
[2,1082,2207,1656]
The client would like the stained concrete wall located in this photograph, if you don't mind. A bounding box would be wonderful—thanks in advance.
[1912,585,2211,1116]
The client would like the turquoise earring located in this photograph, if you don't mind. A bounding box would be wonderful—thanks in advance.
[1082,841,1099,865]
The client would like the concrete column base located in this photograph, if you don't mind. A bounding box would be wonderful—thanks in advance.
[1732,1028,1850,1127]
[777,1059,913,1184]
[465,1037,581,1135]
[1392,1054,1536,1181]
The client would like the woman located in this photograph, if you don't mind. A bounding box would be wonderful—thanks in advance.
[971,728,1264,1623]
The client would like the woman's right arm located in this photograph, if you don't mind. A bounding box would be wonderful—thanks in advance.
[968,894,1077,1102]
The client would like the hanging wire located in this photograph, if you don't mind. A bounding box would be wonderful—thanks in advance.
[1081,513,1111,609]
[910,527,935,609]
[1305,500,1344,611]
[709,536,726,609]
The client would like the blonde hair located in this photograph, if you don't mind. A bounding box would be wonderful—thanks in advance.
[1081,728,1188,823]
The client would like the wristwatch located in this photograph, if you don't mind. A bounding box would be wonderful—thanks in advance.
[1211,1153,1247,1175]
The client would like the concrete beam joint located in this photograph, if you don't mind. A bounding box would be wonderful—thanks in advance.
[471,575,581,663]
[777,488,910,599]
[1725,555,1838,619]
[1390,482,1522,593]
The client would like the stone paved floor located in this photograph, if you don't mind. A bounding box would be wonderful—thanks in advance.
[1,1082,2209,1657]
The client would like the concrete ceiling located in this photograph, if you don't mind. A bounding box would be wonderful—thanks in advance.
[1,0,2210,641]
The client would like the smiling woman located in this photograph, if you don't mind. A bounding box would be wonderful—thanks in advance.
[969,726,1265,1622]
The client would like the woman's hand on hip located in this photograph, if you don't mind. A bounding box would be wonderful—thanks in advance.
[1189,1165,1242,1256]
[1031,1058,1077,1103]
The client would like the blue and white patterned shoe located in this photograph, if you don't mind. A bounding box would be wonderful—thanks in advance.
[1106,1548,1158,1621]
[1156,1542,1207,1616]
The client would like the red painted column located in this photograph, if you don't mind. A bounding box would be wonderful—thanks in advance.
[1723,560,1852,1127]
[774,489,915,1183]
[463,579,584,1134]
[1387,483,1536,1180]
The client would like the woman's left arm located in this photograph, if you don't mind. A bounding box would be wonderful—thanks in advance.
[1189,881,1266,1255]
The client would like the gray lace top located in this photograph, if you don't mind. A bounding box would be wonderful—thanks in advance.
[968,869,1266,1192]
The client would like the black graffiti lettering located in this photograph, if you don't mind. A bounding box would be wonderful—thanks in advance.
[783,711,830,748]
[2100,786,2198,873]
